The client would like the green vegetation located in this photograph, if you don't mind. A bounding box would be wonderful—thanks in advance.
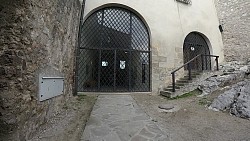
[63,94,96,110]
[77,94,87,101]
[198,97,212,106]
[62,104,69,110]
[169,89,202,100]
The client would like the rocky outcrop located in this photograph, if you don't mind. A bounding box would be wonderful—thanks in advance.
[198,61,250,96]
[197,73,245,96]
[220,61,250,74]
[196,61,250,119]
[209,80,250,119]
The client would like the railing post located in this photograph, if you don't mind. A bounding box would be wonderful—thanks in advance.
[196,57,199,70]
[215,56,219,71]
[172,72,175,92]
[188,63,192,80]
[201,54,204,71]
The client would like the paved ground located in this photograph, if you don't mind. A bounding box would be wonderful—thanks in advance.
[81,95,169,141]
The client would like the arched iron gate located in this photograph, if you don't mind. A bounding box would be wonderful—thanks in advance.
[77,7,151,92]
[183,32,211,71]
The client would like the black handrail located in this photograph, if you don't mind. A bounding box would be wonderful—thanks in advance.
[171,54,219,92]
[171,54,202,74]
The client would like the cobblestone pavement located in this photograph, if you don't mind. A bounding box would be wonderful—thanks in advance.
[81,95,170,141]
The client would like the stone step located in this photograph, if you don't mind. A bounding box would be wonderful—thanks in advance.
[164,87,178,92]
[160,91,172,98]
[176,80,189,83]
[191,71,201,74]
[175,83,186,86]
[179,77,190,81]
[183,75,199,79]
[163,82,187,92]
[166,85,181,89]
[161,71,203,98]
[187,72,201,75]
[186,71,201,75]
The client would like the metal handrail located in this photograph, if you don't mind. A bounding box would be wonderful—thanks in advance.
[171,54,202,74]
[171,54,219,92]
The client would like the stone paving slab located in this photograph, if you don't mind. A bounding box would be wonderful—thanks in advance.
[81,95,169,141]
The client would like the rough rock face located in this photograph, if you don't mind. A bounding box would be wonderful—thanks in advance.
[198,61,250,96]
[220,61,250,74]
[0,0,81,140]
[198,73,245,96]
[231,85,250,118]
[209,80,250,119]
[198,61,250,119]
[215,0,250,62]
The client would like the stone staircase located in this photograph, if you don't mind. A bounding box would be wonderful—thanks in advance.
[159,54,220,98]
[160,71,202,98]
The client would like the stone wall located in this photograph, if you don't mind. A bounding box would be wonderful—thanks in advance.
[0,0,81,140]
[215,0,250,61]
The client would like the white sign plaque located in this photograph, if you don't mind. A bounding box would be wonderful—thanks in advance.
[39,77,64,101]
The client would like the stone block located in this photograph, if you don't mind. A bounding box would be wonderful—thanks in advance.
[0,81,7,88]
[159,62,167,68]
[167,60,175,68]
[152,49,158,56]
[175,47,182,53]
[0,54,13,65]
[159,104,174,111]
[0,67,6,76]
[152,63,159,68]
[152,56,159,62]
[158,56,167,62]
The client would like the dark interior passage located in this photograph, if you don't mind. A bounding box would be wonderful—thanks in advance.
[183,32,211,71]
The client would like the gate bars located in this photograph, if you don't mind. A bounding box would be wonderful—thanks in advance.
[77,7,150,92]
[74,0,86,96]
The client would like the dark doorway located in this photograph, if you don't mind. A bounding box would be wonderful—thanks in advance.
[183,32,211,71]
[77,7,150,92]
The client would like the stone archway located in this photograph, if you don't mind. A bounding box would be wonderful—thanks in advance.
[183,32,211,70]
[76,6,151,92]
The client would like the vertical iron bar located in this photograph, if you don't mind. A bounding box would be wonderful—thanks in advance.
[74,0,86,96]
[98,50,101,90]
[128,11,132,91]
[74,50,79,95]
[196,57,198,70]
[216,56,219,71]
[172,73,175,92]
[128,51,131,91]
[114,50,117,91]
[129,11,132,44]
[98,10,105,91]
[188,63,192,80]
[201,54,204,71]
[148,52,151,92]
[74,32,80,95]
[142,63,146,83]
[205,55,208,70]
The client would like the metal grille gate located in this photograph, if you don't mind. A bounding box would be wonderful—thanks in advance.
[77,7,150,92]
[183,32,211,71]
